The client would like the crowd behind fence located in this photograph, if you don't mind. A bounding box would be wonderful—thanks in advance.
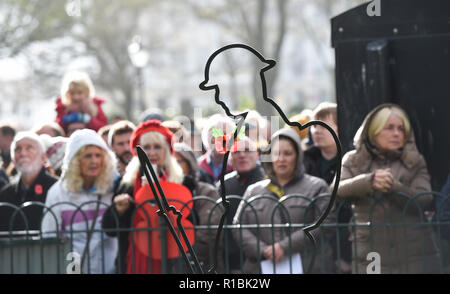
[0,192,449,274]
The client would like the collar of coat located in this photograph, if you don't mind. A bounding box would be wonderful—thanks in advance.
[265,172,304,198]
[348,103,423,174]
[236,165,263,182]
[266,183,284,198]
[15,167,47,195]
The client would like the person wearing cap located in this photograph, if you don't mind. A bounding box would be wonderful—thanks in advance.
[40,129,118,274]
[173,142,223,272]
[39,134,68,177]
[108,120,136,175]
[102,120,189,274]
[217,136,264,273]
[244,109,271,152]
[232,128,336,274]
[0,132,58,231]
[139,107,166,123]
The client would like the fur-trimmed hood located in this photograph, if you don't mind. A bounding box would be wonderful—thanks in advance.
[348,103,422,174]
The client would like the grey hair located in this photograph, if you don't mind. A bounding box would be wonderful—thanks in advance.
[10,131,45,162]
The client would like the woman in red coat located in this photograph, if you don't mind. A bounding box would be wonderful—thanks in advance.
[103,120,194,274]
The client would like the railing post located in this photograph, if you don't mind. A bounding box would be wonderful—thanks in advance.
[160,215,168,274]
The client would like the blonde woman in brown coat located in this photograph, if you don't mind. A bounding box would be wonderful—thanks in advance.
[333,103,440,274]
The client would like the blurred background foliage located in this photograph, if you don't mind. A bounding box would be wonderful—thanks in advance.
[0,0,362,128]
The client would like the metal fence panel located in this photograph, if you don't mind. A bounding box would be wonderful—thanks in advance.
[0,232,70,274]
[0,192,448,274]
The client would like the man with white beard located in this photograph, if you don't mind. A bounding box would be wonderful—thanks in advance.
[0,132,58,231]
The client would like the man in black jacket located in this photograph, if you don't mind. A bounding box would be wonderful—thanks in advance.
[303,102,339,184]
[218,136,264,273]
[0,132,58,232]
[303,102,352,273]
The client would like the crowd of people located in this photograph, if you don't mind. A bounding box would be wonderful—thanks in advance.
[0,71,448,274]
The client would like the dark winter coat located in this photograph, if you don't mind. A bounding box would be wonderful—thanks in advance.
[174,143,223,272]
[218,165,265,271]
[0,167,58,231]
[303,145,337,185]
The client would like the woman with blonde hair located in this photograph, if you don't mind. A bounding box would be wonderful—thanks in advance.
[55,71,108,133]
[102,120,192,274]
[333,103,440,273]
[41,129,118,274]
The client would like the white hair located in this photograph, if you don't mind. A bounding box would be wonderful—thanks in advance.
[201,114,235,151]
[10,131,45,162]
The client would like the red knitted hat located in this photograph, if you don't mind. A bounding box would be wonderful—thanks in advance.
[130,120,174,155]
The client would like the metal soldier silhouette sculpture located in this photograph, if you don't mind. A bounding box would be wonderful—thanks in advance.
[199,43,342,274]
[136,43,341,274]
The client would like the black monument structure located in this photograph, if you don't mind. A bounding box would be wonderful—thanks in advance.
[332,0,450,190]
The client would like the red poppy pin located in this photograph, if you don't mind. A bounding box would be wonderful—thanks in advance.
[212,126,245,154]
[34,184,43,195]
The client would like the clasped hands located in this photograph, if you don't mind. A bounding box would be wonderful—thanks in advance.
[263,242,284,262]
[372,168,395,193]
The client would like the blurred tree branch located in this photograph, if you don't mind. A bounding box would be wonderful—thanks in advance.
[185,0,289,117]
[0,0,73,58]
[0,0,362,124]
[71,0,163,120]
[1,0,161,121]
[289,0,362,99]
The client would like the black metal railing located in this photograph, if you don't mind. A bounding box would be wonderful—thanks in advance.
[0,192,449,274]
